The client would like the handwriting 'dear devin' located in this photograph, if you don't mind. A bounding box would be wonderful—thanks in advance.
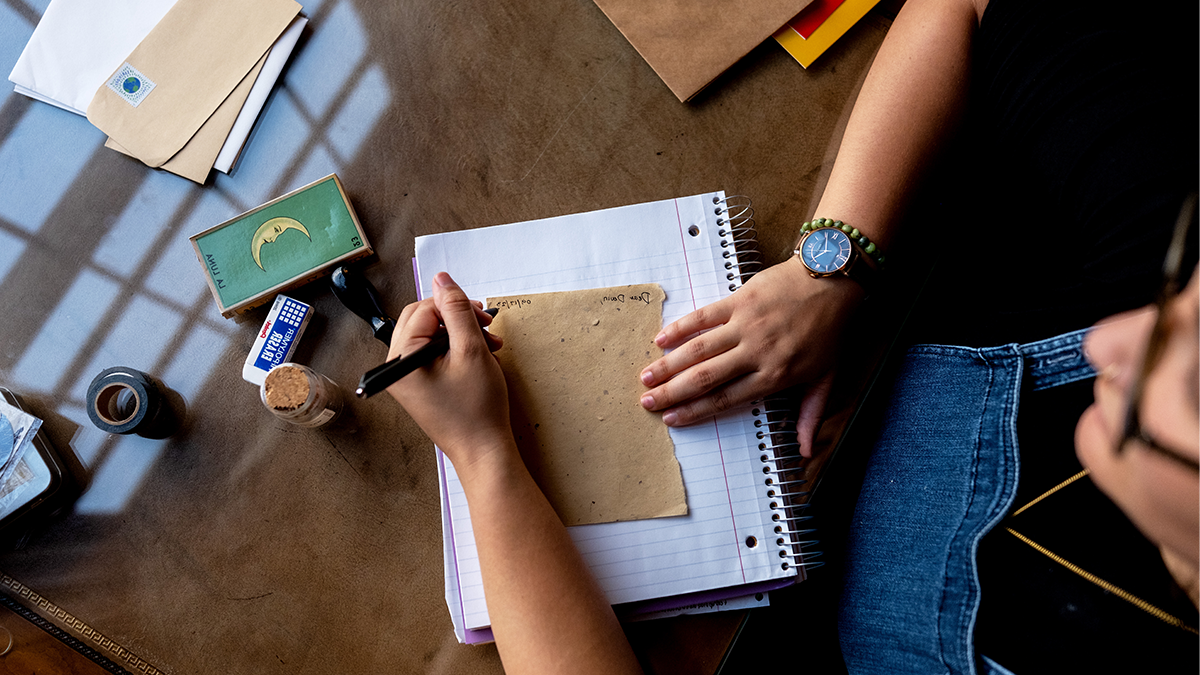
[488,283,687,527]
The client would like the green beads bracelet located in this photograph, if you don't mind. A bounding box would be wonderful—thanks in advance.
[799,218,887,268]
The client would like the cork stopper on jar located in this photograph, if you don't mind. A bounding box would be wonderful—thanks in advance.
[263,365,311,411]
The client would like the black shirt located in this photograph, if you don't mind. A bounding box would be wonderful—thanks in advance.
[900,0,1199,671]
[908,0,1198,348]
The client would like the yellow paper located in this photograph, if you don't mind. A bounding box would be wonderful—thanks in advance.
[773,0,883,69]
[489,284,687,527]
[87,0,299,167]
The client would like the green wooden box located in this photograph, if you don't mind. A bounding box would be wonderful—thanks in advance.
[190,174,373,318]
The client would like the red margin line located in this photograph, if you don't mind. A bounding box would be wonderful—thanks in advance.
[674,197,747,584]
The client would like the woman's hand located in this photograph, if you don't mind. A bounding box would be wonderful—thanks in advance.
[1076,267,1200,604]
[389,273,644,674]
[638,258,862,456]
[387,272,513,470]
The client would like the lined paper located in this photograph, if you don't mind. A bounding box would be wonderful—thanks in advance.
[415,192,799,636]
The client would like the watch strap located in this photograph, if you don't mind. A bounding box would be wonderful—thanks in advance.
[844,253,878,293]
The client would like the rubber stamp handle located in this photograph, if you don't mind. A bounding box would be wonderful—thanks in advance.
[330,266,396,345]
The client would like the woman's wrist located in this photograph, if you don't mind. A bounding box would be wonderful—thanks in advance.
[785,254,867,307]
[791,214,888,298]
[807,197,896,253]
[799,217,888,268]
[449,436,526,488]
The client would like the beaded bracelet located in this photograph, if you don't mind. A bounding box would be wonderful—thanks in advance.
[799,218,887,268]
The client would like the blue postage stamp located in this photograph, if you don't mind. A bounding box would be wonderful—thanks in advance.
[106,62,157,108]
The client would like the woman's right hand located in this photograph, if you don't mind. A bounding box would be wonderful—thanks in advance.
[638,258,864,456]
[387,272,514,471]
[390,274,645,674]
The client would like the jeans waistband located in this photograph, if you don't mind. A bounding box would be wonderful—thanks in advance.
[909,327,1095,391]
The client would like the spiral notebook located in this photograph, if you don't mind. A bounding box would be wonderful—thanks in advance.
[413,192,818,643]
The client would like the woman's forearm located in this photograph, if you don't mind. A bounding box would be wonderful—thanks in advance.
[456,444,643,675]
[813,0,982,246]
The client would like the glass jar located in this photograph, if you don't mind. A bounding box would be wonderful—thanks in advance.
[259,363,343,428]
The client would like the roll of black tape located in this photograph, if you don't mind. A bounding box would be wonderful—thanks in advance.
[86,367,168,436]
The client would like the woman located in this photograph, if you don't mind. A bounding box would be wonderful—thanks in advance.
[387,263,1197,673]
[1078,262,1199,606]
[636,0,1197,670]
[389,0,1198,670]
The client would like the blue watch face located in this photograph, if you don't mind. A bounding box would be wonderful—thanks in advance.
[800,228,852,274]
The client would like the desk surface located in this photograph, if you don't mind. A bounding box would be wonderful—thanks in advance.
[0,0,889,672]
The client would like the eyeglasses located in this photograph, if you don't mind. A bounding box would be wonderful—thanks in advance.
[1117,194,1199,473]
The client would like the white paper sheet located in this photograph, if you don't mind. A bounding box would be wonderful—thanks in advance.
[621,590,770,623]
[415,192,802,633]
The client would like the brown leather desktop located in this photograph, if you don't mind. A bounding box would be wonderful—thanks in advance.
[0,0,892,672]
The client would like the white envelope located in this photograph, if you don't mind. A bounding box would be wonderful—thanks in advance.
[8,0,304,176]
[9,0,175,116]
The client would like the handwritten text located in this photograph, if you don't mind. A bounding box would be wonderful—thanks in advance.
[491,298,533,310]
[600,291,652,306]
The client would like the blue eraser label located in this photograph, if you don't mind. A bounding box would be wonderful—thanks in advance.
[243,295,312,385]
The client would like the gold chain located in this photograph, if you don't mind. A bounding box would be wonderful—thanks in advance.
[1010,469,1090,516]
[1005,469,1197,635]
[1004,528,1198,635]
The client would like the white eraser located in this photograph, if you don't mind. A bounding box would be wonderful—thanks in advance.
[243,295,312,386]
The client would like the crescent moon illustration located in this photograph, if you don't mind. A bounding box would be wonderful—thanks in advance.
[250,217,311,271]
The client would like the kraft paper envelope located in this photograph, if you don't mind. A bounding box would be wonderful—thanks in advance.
[105,14,306,183]
[87,0,300,168]
[10,1,305,181]
[8,0,176,116]
[592,0,814,102]
[214,16,309,174]
[105,52,268,183]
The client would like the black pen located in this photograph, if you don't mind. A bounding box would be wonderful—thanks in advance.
[355,307,498,398]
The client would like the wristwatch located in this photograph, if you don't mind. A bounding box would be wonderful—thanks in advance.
[794,225,879,292]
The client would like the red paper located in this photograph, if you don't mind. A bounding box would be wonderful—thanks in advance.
[787,0,844,39]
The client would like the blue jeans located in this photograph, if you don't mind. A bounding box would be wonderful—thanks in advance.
[838,329,1096,675]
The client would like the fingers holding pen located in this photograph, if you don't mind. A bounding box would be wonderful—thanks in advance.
[387,274,514,458]
[390,298,442,361]
[434,272,504,357]
[389,277,502,362]
[470,300,504,352]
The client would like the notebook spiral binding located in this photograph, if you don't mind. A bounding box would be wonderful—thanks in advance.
[713,194,823,574]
